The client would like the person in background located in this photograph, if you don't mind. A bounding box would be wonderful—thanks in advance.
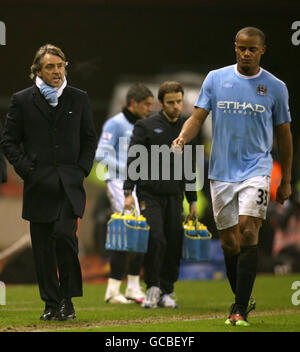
[95,83,153,304]
[124,81,198,309]
[0,122,7,186]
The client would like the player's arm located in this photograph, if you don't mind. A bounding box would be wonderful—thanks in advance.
[275,122,293,204]
[95,119,120,176]
[172,107,209,148]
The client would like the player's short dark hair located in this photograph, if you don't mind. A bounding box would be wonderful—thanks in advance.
[158,81,184,103]
[126,83,153,106]
[30,44,68,80]
[235,27,266,45]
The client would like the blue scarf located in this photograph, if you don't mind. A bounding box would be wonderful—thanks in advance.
[36,76,67,107]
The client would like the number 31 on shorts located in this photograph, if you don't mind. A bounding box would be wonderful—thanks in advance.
[256,189,269,206]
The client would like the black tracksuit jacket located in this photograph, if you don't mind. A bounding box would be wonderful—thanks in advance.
[123,111,197,203]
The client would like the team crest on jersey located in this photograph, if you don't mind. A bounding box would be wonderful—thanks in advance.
[257,84,267,96]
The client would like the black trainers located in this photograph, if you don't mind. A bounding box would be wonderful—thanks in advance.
[57,298,76,321]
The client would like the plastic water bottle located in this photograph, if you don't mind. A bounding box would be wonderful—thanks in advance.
[137,214,147,229]
[186,220,196,237]
[125,213,136,226]
[137,215,149,252]
[124,213,137,250]
[106,212,121,249]
[196,221,209,237]
[113,212,123,249]
[195,221,211,261]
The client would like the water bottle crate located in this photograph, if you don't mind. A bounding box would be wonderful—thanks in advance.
[105,210,150,253]
[182,219,212,262]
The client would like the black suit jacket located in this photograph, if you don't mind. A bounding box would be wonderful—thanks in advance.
[1,84,97,222]
[0,122,7,184]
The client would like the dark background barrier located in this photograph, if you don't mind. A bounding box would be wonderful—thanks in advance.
[1,0,300,139]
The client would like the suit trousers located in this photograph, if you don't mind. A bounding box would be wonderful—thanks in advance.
[137,190,184,294]
[30,193,83,309]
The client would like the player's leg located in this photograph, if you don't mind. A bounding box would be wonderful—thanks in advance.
[158,194,183,308]
[236,215,261,307]
[105,251,133,304]
[138,192,165,308]
[105,180,132,304]
[226,215,261,325]
[124,188,145,303]
[219,225,240,294]
[232,176,270,325]
[210,179,253,326]
[210,180,240,295]
[125,253,145,303]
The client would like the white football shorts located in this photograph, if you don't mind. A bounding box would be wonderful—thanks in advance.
[210,175,271,230]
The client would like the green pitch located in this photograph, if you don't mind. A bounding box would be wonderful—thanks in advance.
[0,274,299,332]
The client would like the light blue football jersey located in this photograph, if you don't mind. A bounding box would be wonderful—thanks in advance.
[95,112,134,180]
[195,64,291,182]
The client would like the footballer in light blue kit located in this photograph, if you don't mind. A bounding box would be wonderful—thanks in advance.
[95,83,153,305]
[195,64,291,183]
[173,27,293,326]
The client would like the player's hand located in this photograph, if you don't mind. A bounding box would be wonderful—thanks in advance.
[188,202,199,219]
[171,136,186,154]
[276,181,291,204]
[124,194,135,210]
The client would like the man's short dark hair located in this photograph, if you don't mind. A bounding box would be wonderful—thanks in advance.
[235,27,266,45]
[126,83,153,106]
[158,81,184,103]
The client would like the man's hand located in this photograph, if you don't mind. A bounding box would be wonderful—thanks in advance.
[124,194,135,210]
[188,202,199,219]
[276,181,292,204]
[172,108,209,152]
[171,136,187,154]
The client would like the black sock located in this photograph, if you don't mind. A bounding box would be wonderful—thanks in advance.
[235,245,258,312]
[224,253,239,294]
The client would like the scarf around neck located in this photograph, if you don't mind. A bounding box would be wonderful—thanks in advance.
[36,76,67,107]
[122,107,141,124]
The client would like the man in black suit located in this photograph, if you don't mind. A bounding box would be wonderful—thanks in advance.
[1,44,97,320]
[0,122,7,185]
